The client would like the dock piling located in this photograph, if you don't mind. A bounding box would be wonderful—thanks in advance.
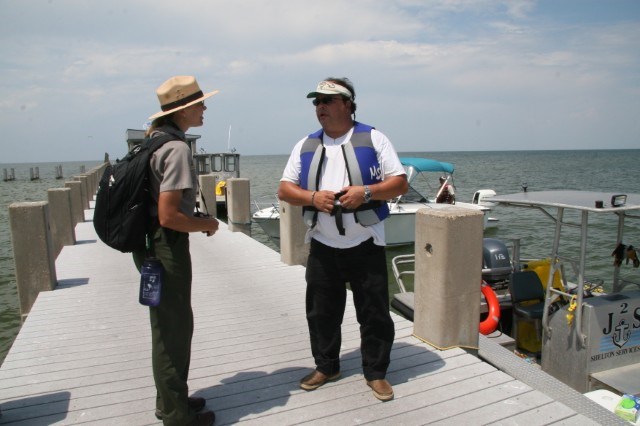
[198,175,218,217]
[29,167,40,181]
[47,188,76,257]
[279,201,309,266]
[72,175,90,210]
[64,180,85,225]
[226,178,251,236]
[412,207,484,351]
[9,201,57,319]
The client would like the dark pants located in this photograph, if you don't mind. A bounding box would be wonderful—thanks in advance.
[305,238,395,381]
[134,227,195,426]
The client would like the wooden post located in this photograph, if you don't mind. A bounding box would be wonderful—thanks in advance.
[198,175,218,217]
[64,180,84,225]
[80,174,93,204]
[47,188,76,257]
[226,178,251,235]
[86,171,95,199]
[412,207,484,351]
[73,175,89,211]
[90,163,108,194]
[279,201,309,266]
[9,202,57,319]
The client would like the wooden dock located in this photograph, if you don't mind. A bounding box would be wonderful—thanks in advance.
[0,210,625,425]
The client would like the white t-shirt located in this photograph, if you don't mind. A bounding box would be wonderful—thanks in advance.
[281,126,405,248]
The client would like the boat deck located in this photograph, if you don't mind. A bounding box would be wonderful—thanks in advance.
[0,209,626,425]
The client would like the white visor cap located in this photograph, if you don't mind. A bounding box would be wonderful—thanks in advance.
[306,81,352,99]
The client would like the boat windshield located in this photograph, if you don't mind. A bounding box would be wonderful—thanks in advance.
[397,184,428,203]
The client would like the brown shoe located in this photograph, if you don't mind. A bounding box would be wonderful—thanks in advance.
[187,410,215,426]
[155,397,207,420]
[299,370,341,390]
[367,379,394,401]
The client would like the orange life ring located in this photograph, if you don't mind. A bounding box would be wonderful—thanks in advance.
[479,280,501,335]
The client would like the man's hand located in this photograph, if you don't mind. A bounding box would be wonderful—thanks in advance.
[336,186,365,210]
[312,190,339,213]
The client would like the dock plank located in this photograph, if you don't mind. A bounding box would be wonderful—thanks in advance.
[0,215,626,425]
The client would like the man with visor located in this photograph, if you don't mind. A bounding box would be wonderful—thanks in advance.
[278,77,408,401]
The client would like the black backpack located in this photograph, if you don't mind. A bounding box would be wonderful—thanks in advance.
[93,131,179,253]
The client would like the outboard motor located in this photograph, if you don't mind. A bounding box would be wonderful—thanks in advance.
[472,189,497,206]
[482,238,512,286]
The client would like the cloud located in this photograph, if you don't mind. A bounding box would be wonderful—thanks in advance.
[0,0,638,162]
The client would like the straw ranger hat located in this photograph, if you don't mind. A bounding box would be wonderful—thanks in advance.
[149,76,219,120]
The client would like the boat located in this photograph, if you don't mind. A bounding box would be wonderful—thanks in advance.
[193,150,240,215]
[125,128,240,216]
[252,157,495,246]
[390,190,640,397]
[252,195,280,239]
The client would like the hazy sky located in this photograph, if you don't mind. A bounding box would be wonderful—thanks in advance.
[1,0,638,163]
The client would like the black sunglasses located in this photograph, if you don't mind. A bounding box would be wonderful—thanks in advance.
[312,97,343,106]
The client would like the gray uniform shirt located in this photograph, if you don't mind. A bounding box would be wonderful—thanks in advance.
[148,139,197,217]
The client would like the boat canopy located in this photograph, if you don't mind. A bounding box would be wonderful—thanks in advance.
[400,157,454,174]
[395,158,455,203]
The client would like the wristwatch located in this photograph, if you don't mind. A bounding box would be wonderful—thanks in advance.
[363,185,372,202]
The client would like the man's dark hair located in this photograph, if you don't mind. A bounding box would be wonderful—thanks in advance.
[325,77,357,116]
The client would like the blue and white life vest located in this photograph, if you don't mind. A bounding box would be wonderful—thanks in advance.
[300,122,389,232]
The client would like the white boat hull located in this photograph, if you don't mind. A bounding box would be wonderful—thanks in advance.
[385,201,489,246]
[252,201,489,246]
[253,211,280,240]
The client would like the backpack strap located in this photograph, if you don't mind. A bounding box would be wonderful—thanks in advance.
[141,130,185,255]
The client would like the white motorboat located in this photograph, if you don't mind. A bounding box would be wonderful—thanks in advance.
[252,157,496,246]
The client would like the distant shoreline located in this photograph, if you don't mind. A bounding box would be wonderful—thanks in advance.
[1,148,639,165]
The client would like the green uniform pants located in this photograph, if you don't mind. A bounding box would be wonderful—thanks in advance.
[134,227,195,425]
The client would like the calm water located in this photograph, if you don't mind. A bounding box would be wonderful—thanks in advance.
[1,150,640,363]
